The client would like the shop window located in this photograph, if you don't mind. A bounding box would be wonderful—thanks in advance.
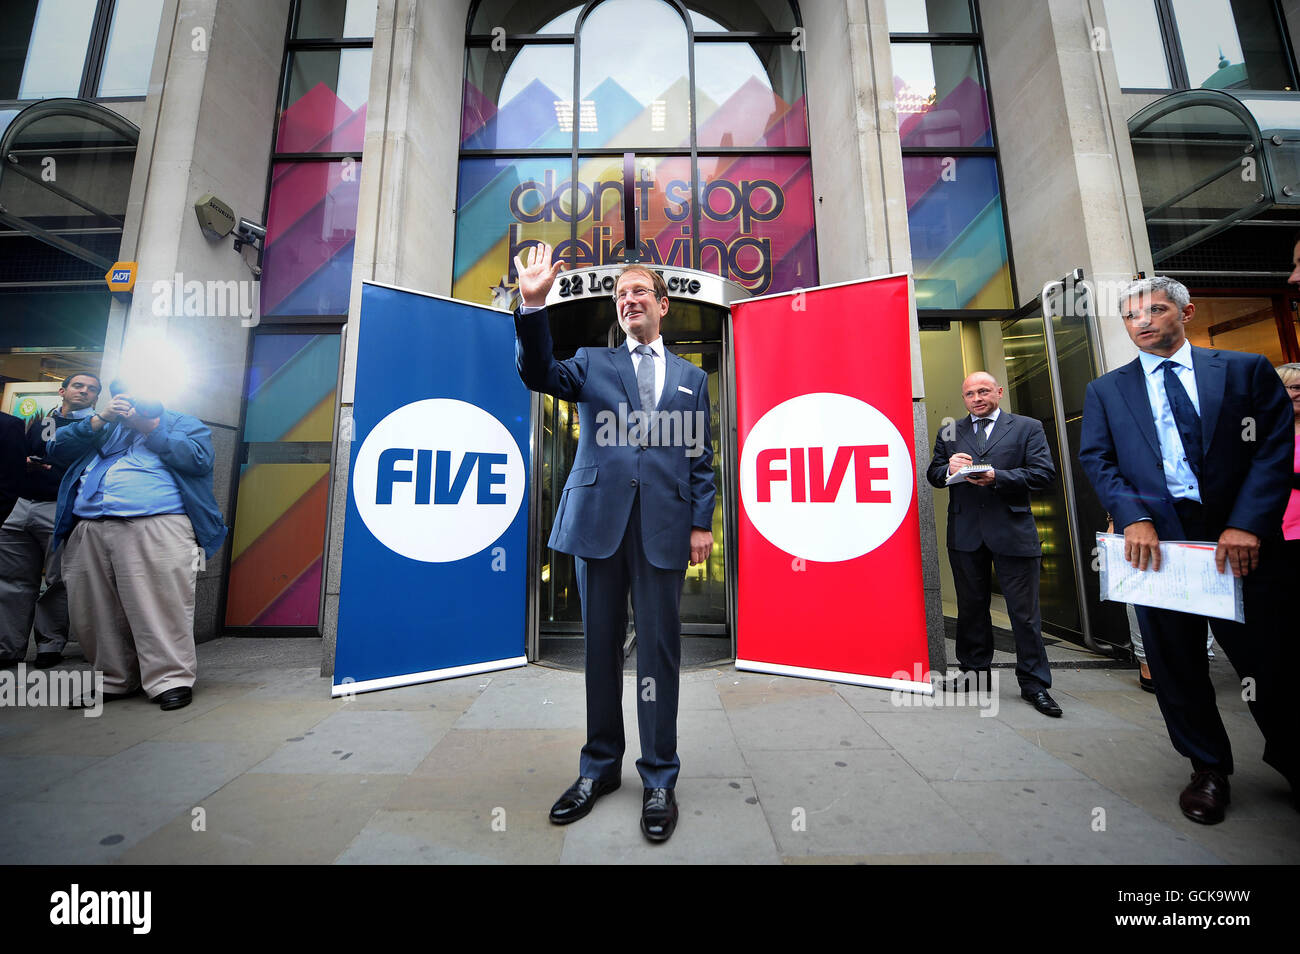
[1103,0,1296,92]
[1,0,165,102]
[890,0,1015,312]
[455,0,814,303]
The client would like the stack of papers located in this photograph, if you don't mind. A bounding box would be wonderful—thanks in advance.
[1096,532,1243,622]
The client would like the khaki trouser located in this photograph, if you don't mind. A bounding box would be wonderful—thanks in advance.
[62,514,199,696]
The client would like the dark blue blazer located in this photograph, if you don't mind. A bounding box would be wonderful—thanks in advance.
[926,411,1056,557]
[515,308,716,571]
[1078,346,1293,541]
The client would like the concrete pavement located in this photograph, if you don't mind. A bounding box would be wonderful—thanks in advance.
[2,637,1297,864]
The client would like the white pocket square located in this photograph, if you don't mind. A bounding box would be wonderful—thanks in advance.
[678,385,693,395]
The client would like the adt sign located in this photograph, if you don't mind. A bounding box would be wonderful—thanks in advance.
[353,398,525,563]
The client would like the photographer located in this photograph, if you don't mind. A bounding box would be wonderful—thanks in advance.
[47,379,226,711]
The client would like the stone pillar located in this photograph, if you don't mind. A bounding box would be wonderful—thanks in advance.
[110,0,291,640]
[323,0,471,672]
[804,0,947,672]
[981,0,1154,372]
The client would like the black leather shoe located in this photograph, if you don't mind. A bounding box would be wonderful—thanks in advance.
[1021,687,1063,717]
[1179,770,1230,825]
[549,776,619,824]
[153,687,192,711]
[33,652,62,669]
[641,787,678,842]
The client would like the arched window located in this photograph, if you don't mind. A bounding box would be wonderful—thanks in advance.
[455,0,815,304]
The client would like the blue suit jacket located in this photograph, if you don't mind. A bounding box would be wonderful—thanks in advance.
[925,411,1056,556]
[515,308,716,571]
[1078,346,1293,541]
[46,410,229,559]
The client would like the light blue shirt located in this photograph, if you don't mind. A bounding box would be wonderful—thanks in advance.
[72,425,186,519]
[1137,340,1201,503]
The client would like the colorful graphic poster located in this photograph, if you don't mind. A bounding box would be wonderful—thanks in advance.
[334,283,530,695]
[731,275,930,693]
[453,65,817,305]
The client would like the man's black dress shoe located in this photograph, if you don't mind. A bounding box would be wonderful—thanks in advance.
[1179,770,1229,825]
[33,652,62,670]
[1021,687,1063,717]
[549,776,619,824]
[152,687,192,711]
[641,787,678,842]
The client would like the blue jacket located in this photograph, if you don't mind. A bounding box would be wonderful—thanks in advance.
[1078,347,1293,541]
[47,410,229,558]
[515,308,716,571]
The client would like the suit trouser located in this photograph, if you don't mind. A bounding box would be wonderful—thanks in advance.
[61,514,199,697]
[949,544,1051,690]
[1136,502,1297,782]
[0,499,68,661]
[574,494,684,790]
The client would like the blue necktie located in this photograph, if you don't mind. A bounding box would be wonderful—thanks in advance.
[1160,360,1202,477]
[77,426,133,501]
[974,417,992,452]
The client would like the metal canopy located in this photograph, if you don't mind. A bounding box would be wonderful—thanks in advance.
[0,98,139,274]
[1128,89,1300,264]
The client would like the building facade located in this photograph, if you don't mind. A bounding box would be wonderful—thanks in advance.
[3,0,1297,673]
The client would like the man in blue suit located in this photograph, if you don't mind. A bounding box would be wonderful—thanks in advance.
[513,243,716,842]
[1079,276,1295,824]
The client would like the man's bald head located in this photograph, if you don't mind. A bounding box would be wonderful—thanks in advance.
[961,372,1004,418]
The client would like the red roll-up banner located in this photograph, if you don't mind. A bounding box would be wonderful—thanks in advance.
[732,274,930,693]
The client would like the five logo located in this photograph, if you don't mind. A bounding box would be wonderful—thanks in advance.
[353,399,525,563]
[739,393,913,562]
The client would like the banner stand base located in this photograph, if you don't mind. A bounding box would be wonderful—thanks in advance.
[332,655,528,697]
[734,658,934,696]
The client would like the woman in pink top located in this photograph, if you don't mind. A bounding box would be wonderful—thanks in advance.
[1278,363,1300,544]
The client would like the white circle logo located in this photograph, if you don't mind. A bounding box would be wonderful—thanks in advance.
[739,392,913,562]
[353,399,525,563]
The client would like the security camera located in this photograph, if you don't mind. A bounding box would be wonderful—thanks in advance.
[233,218,266,247]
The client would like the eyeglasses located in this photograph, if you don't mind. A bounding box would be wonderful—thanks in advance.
[1285,383,1300,393]
[615,286,656,303]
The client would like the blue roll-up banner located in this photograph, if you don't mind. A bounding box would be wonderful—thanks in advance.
[333,282,530,695]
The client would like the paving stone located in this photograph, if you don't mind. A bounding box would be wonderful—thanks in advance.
[725,692,888,751]
[746,748,991,857]
[0,753,104,800]
[456,669,588,729]
[31,739,280,807]
[388,728,587,813]
[119,773,404,864]
[931,779,1224,864]
[0,797,193,864]
[336,808,563,864]
[866,711,1085,782]
[250,709,453,775]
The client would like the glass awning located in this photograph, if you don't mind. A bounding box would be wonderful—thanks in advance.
[1128,89,1300,264]
[0,97,139,274]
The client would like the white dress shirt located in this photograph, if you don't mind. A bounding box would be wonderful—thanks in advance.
[627,335,666,408]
